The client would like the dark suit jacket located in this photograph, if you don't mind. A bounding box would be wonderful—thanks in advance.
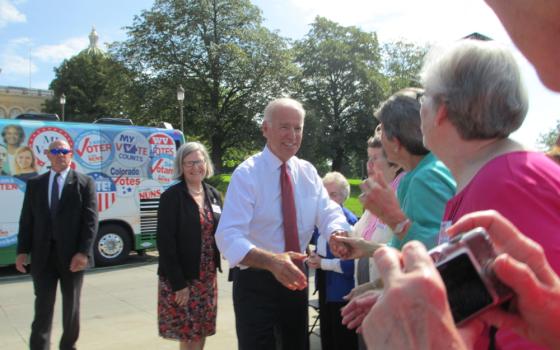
[156,180,223,292]
[17,169,98,272]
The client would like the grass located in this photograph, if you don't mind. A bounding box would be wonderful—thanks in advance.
[345,178,365,217]
[208,174,365,217]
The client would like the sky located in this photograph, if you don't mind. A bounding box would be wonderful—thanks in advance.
[1,0,558,148]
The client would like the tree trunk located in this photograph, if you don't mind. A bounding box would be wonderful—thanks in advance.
[211,134,223,174]
[331,146,345,172]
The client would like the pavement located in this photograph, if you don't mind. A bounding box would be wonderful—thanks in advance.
[0,253,322,350]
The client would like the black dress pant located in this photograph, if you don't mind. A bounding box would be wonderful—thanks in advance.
[233,268,309,350]
[30,245,84,350]
[316,269,358,350]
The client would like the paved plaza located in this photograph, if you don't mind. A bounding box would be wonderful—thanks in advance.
[0,253,321,350]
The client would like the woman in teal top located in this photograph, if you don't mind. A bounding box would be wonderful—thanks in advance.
[371,88,456,250]
[389,151,455,249]
[330,88,456,260]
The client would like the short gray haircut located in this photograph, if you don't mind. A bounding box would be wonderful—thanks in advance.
[420,39,528,140]
[322,171,351,201]
[374,88,428,156]
[263,98,306,124]
[173,141,214,180]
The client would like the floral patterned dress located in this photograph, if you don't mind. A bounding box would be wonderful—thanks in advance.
[158,203,217,341]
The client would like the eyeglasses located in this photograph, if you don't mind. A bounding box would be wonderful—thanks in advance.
[184,159,205,167]
[49,148,72,155]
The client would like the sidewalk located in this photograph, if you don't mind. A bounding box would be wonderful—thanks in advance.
[0,255,321,350]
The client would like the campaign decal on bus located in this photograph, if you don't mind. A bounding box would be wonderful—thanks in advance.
[89,172,117,212]
[110,165,142,197]
[136,179,164,203]
[74,130,114,169]
[114,131,150,167]
[0,176,26,248]
[149,132,177,158]
[27,126,74,168]
[149,156,175,185]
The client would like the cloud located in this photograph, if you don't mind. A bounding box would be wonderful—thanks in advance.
[0,0,26,28]
[0,53,37,75]
[285,0,511,44]
[32,37,88,63]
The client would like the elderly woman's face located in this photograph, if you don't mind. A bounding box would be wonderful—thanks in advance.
[182,150,207,184]
[379,126,399,164]
[324,181,345,206]
[367,146,397,183]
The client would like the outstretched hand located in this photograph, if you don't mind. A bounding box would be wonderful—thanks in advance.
[329,234,383,260]
[269,251,308,291]
[341,289,381,332]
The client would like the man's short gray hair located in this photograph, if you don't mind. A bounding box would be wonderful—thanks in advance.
[263,98,306,124]
[420,39,528,140]
[322,171,351,201]
[173,141,214,180]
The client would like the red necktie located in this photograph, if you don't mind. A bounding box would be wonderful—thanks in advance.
[280,163,301,256]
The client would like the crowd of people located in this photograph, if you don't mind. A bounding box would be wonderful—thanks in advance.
[13,0,560,349]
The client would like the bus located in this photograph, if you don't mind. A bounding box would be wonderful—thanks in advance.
[0,118,184,266]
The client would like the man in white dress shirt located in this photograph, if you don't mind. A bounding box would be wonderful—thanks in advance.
[215,98,351,350]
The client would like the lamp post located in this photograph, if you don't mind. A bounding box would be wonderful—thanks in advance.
[60,93,66,122]
[176,85,185,133]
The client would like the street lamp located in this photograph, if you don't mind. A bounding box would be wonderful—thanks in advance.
[176,85,185,133]
[60,93,66,122]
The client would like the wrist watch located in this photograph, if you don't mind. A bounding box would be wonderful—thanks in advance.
[393,218,411,235]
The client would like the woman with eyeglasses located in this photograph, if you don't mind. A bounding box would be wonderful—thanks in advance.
[13,146,39,183]
[331,88,456,259]
[416,39,560,350]
[156,141,223,350]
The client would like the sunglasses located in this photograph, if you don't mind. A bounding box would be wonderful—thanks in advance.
[49,148,72,155]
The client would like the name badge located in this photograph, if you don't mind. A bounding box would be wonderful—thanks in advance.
[211,204,221,214]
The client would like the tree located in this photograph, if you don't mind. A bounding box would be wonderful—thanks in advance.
[45,51,138,123]
[538,119,560,150]
[112,0,296,173]
[382,40,427,94]
[294,17,387,174]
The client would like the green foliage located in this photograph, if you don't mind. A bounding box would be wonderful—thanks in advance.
[382,40,428,94]
[112,0,297,173]
[45,51,138,123]
[293,17,387,176]
[205,173,231,194]
[538,119,560,150]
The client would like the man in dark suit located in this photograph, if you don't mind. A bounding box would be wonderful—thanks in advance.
[15,139,98,350]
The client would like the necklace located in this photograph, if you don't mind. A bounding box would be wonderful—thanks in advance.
[188,187,204,195]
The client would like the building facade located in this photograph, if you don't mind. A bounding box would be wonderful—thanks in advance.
[0,86,53,119]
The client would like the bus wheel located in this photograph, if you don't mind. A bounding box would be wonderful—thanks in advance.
[94,224,131,266]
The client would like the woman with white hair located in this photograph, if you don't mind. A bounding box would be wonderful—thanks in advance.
[419,39,560,350]
[308,171,358,350]
[156,141,223,350]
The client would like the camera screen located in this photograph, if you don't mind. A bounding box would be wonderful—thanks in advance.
[437,251,493,324]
